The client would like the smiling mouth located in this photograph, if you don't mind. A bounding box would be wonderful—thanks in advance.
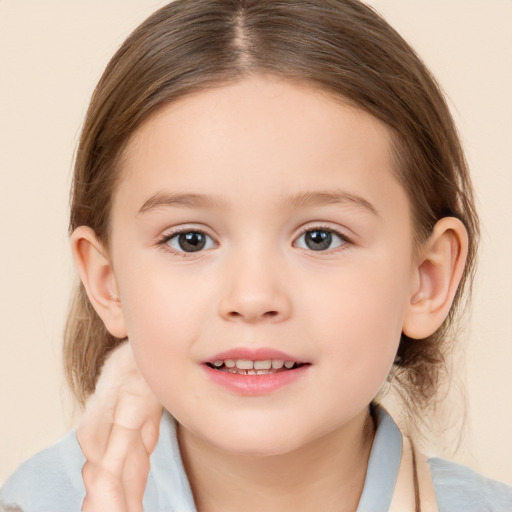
[205,359,308,375]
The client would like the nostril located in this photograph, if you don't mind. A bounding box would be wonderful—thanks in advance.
[226,310,279,319]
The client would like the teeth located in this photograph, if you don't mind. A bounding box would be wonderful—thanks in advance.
[236,359,254,370]
[211,358,299,371]
[254,360,272,370]
[227,368,272,375]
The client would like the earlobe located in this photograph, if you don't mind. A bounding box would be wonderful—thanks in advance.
[402,217,468,339]
[70,226,127,339]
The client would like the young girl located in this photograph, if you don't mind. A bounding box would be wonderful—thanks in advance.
[1,0,511,510]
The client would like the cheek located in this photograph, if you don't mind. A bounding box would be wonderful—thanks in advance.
[305,259,410,390]
[116,269,212,388]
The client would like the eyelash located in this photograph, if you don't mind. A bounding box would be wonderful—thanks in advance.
[156,225,352,256]
[293,225,351,254]
[156,228,216,257]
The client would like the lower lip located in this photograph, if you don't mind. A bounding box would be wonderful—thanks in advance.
[202,364,310,396]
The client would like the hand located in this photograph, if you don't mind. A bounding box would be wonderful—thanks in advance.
[78,341,162,512]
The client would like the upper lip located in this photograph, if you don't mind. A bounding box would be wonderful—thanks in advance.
[203,347,308,364]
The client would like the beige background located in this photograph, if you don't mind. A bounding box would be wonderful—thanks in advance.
[1,0,511,486]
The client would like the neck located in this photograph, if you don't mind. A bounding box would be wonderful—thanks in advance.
[177,408,375,512]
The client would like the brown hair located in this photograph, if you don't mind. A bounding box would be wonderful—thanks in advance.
[64,0,479,429]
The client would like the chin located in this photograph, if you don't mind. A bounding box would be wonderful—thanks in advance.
[177,411,310,457]
[208,430,305,458]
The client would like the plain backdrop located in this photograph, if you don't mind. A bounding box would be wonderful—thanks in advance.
[1,0,511,486]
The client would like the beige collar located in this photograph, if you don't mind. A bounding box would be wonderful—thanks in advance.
[388,436,439,512]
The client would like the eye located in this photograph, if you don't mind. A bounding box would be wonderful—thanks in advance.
[294,228,347,252]
[164,230,216,253]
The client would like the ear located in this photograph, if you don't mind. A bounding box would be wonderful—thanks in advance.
[402,217,469,339]
[70,226,127,338]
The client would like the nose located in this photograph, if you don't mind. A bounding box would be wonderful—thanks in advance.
[218,249,292,324]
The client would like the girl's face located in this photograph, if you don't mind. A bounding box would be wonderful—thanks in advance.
[109,75,417,455]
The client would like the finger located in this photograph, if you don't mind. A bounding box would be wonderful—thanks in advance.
[141,415,160,455]
[101,423,142,477]
[82,423,151,512]
[78,410,114,462]
[122,434,151,512]
[79,395,161,471]
[113,391,160,431]
[78,340,160,460]
[82,459,128,512]
[77,343,130,460]
[78,386,151,460]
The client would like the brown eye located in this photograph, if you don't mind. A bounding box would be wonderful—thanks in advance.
[294,229,346,251]
[166,231,215,253]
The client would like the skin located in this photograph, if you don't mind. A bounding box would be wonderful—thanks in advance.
[73,75,468,512]
[79,342,161,512]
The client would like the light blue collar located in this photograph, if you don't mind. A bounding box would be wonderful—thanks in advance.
[148,406,402,511]
[356,406,402,512]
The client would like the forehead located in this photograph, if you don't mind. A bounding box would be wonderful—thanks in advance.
[114,75,406,217]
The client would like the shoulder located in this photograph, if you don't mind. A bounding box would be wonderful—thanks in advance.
[430,457,512,512]
[0,413,196,512]
[0,429,86,512]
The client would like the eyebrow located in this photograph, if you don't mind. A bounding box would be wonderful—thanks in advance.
[138,192,227,215]
[138,189,378,217]
[285,190,379,217]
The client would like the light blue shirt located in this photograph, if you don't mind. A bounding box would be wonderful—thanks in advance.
[2,408,511,511]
